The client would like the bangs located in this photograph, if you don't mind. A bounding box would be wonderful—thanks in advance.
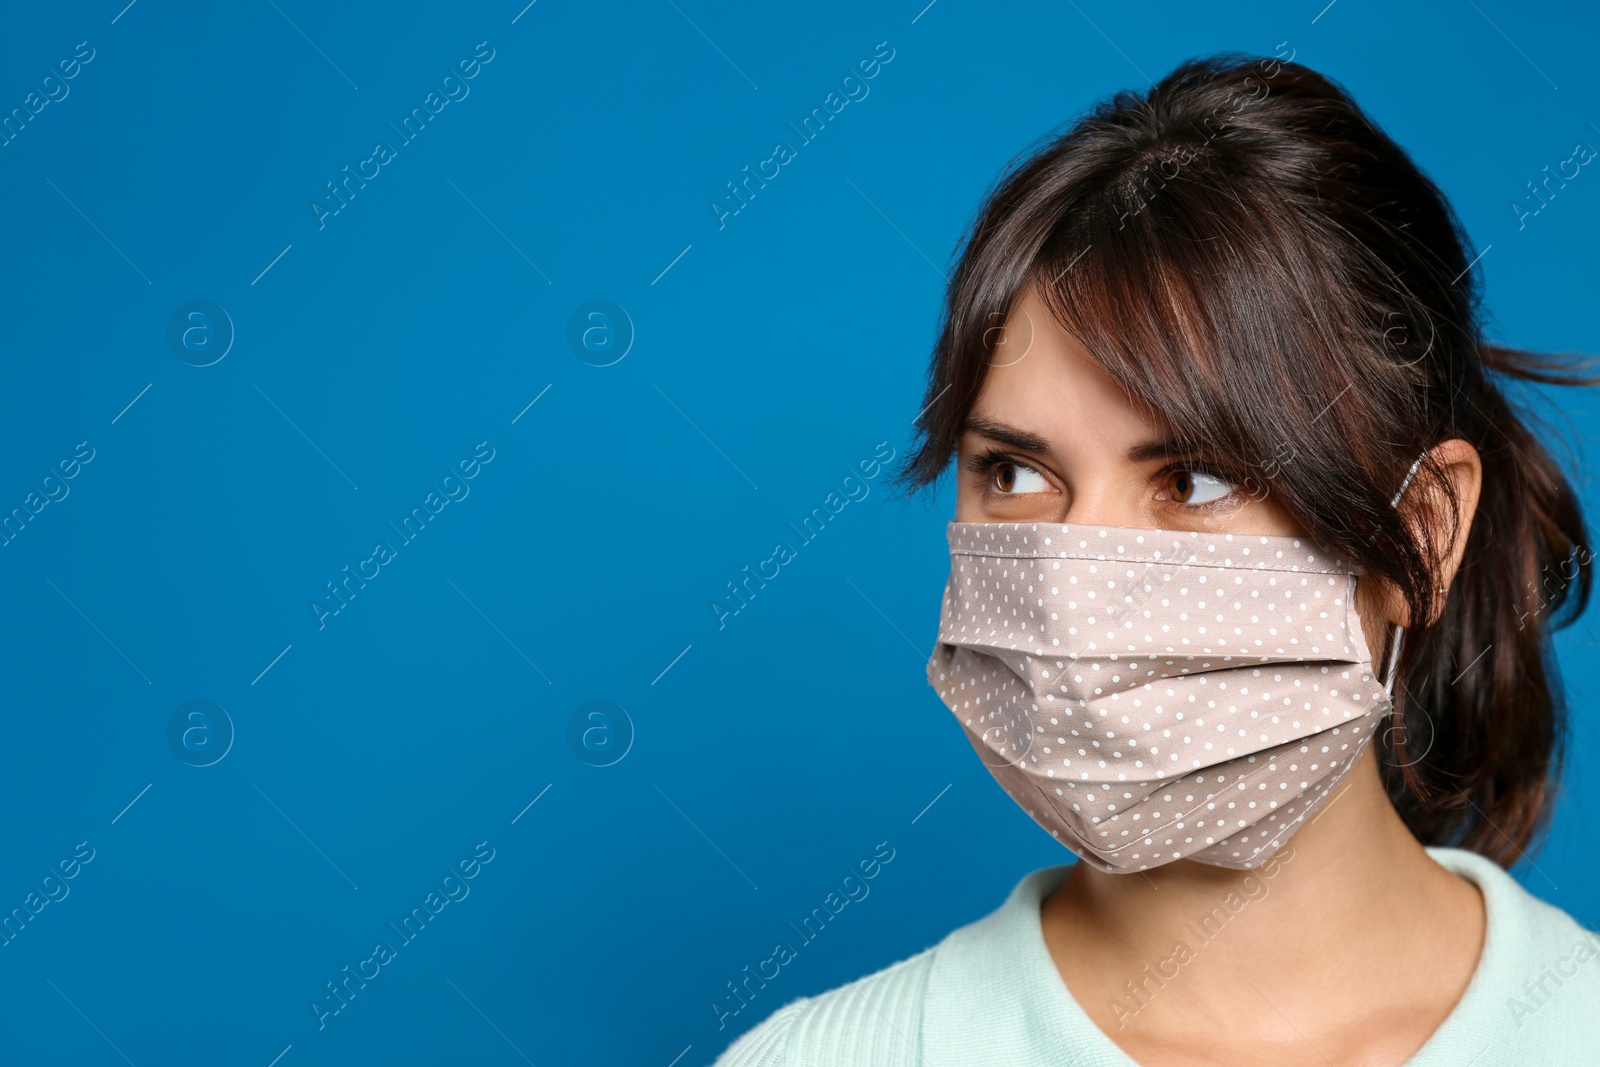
[1020,165,1391,499]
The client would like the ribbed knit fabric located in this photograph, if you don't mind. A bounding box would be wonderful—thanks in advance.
[708,847,1600,1066]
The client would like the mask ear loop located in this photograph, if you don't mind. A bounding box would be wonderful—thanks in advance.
[1379,452,1430,698]
[1381,622,1405,700]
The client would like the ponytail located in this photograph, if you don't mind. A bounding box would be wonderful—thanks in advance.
[1382,343,1596,864]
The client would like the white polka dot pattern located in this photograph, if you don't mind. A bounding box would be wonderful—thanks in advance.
[926,521,1391,873]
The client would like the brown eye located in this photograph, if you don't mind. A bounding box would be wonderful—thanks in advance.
[1163,469,1235,506]
[991,461,1049,495]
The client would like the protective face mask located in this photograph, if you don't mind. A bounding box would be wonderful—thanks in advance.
[925,451,1439,872]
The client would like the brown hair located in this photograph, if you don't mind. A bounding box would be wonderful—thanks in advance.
[892,52,1596,866]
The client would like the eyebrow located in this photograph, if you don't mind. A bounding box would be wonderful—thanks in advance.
[960,414,1192,464]
[961,414,1052,454]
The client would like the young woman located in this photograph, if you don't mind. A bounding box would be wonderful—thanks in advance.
[710,52,1600,1066]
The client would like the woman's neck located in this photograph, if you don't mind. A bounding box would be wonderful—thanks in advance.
[1038,746,1486,1066]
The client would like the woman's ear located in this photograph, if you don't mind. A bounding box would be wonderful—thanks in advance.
[1362,438,1485,631]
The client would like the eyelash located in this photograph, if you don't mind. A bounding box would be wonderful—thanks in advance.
[963,447,1246,510]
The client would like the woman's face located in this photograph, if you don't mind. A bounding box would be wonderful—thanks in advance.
[954,283,1392,650]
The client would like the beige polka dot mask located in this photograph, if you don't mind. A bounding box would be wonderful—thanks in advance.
[926,522,1396,872]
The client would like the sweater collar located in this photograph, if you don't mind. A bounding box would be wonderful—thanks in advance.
[920,862,1138,1065]
[918,848,1526,1065]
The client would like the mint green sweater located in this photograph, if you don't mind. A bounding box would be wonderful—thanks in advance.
[709,847,1600,1065]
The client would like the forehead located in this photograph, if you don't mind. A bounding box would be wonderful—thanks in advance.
[969,285,1167,451]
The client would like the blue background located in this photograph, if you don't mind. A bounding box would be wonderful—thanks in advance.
[1,1,1596,1063]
